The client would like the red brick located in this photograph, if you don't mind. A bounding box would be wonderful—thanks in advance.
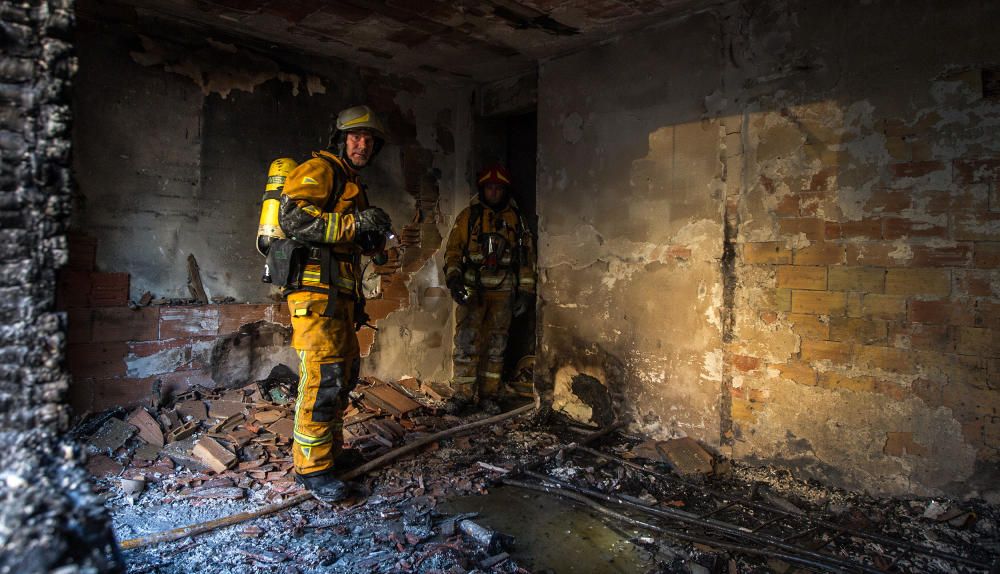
[66,233,97,272]
[776,266,827,290]
[66,342,126,379]
[828,267,886,292]
[797,192,827,217]
[954,213,1000,241]
[976,301,1000,330]
[845,243,903,267]
[955,327,999,357]
[953,270,997,298]
[908,300,975,325]
[91,307,159,343]
[759,310,779,325]
[381,276,410,302]
[806,166,838,191]
[89,272,130,307]
[56,270,92,309]
[733,355,762,372]
[358,328,375,357]
[818,372,876,393]
[66,308,92,344]
[829,317,888,345]
[910,244,972,267]
[801,339,852,363]
[270,303,291,326]
[665,245,693,260]
[889,322,952,351]
[774,194,800,216]
[159,305,221,339]
[855,345,914,373]
[891,161,945,178]
[860,294,907,319]
[771,361,817,386]
[791,290,846,315]
[954,158,1000,184]
[885,268,951,297]
[975,243,1000,268]
[864,189,911,213]
[883,218,947,239]
[919,187,989,215]
[218,304,272,334]
[825,219,882,240]
[793,242,846,265]
[69,376,156,414]
[364,298,403,322]
[779,218,825,240]
[787,313,829,339]
[743,242,792,265]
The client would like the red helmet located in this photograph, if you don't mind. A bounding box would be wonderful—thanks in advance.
[477,163,512,187]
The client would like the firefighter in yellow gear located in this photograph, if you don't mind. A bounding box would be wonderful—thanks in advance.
[443,163,536,413]
[277,105,392,502]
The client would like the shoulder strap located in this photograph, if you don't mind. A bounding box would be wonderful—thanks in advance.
[464,203,483,260]
[316,154,349,212]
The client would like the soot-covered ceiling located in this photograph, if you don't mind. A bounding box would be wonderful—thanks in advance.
[78,0,714,83]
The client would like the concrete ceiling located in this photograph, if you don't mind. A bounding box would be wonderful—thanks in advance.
[80,0,713,83]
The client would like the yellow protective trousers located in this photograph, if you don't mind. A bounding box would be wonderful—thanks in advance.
[286,291,359,476]
[451,291,512,401]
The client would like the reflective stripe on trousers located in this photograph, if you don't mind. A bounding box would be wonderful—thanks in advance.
[451,291,512,400]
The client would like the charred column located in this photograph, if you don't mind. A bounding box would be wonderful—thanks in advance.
[0,0,121,570]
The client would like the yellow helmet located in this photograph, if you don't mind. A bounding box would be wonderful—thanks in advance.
[335,105,386,141]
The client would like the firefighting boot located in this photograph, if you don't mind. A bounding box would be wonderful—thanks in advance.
[295,471,349,503]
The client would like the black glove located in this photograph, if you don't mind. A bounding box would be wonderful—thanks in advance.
[355,207,391,236]
[512,292,532,318]
[446,274,467,305]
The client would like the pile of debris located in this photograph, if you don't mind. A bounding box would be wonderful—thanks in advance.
[76,372,462,503]
[85,388,1000,573]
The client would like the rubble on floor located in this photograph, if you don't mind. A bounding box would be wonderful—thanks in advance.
[79,378,1000,574]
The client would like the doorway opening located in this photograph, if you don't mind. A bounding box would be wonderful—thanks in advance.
[472,110,538,381]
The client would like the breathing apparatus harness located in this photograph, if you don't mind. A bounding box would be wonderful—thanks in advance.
[461,197,529,301]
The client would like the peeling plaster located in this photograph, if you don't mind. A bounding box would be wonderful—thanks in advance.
[130,35,324,98]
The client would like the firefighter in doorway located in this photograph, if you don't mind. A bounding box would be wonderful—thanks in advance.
[276,105,392,502]
[443,163,536,414]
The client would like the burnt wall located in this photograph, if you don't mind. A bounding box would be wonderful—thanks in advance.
[537,0,1000,497]
[68,11,468,404]
[0,0,120,569]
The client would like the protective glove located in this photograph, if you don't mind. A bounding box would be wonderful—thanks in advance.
[355,207,391,237]
[446,274,468,305]
[511,292,532,318]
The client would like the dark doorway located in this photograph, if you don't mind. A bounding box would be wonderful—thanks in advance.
[472,111,538,380]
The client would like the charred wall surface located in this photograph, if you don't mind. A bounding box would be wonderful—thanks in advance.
[0,0,121,570]
[67,12,469,406]
[537,0,1000,497]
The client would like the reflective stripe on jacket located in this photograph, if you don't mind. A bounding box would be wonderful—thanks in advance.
[279,151,368,297]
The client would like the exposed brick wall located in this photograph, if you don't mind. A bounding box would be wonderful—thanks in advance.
[731,68,1000,493]
[0,0,121,569]
[62,291,293,413]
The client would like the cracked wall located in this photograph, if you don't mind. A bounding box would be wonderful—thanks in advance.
[537,0,1000,496]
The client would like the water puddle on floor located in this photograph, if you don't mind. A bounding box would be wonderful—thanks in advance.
[439,486,653,573]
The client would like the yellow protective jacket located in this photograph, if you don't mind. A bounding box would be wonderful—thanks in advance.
[278,150,368,298]
[444,197,536,293]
